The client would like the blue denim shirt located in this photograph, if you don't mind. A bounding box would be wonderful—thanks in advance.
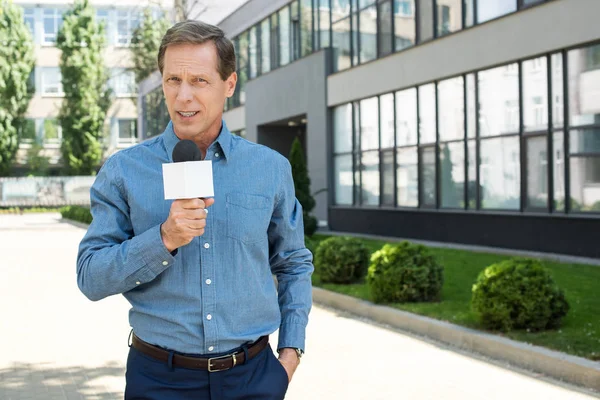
[76,120,313,355]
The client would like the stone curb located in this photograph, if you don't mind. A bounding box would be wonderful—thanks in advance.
[312,287,600,393]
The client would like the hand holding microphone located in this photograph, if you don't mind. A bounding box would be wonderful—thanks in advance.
[160,140,215,252]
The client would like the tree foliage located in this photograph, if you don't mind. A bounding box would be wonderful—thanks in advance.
[56,0,111,175]
[130,8,170,85]
[289,137,318,235]
[0,0,35,176]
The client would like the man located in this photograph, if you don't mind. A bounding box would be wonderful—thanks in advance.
[76,20,313,399]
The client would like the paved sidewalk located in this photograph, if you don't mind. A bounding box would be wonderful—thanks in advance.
[0,213,597,399]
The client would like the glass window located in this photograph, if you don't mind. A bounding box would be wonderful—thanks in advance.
[291,1,301,61]
[317,0,331,48]
[359,6,377,64]
[396,88,417,146]
[419,84,436,144]
[394,0,415,51]
[420,146,436,206]
[334,104,354,153]
[382,150,395,206]
[378,1,393,57]
[523,57,548,132]
[477,0,517,24]
[142,86,169,139]
[464,0,475,27]
[249,26,258,79]
[301,0,313,56]
[526,136,548,209]
[43,8,63,44]
[43,119,61,143]
[110,68,136,96]
[553,131,565,211]
[440,141,465,208]
[380,93,395,149]
[466,73,476,138]
[118,119,137,143]
[334,155,354,205]
[279,7,291,66]
[332,18,351,71]
[397,147,418,206]
[270,14,279,69]
[568,44,600,126]
[19,119,37,142]
[570,157,600,212]
[332,0,351,21]
[117,9,140,46]
[417,0,434,42]
[551,53,564,129]
[436,0,461,37]
[238,32,249,104]
[467,139,476,208]
[438,76,464,141]
[351,12,359,66]
[360,97,379,150]
[96,9,110,43]
[570,128,600,154]
[478,64,519,136]
[480,136,520,209]
[261,19,271,74]
[361,151,380,205]
[23,8,35,35]
[41,67,63,95]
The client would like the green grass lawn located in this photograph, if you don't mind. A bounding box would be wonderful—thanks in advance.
[309,234,600,361]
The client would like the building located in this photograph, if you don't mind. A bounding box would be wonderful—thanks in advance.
[12,0,171,175]
[139,0,600,258]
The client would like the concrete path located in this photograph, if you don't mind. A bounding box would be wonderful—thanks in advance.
[0,213,597,400]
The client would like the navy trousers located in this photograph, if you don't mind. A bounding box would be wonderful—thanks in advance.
[125,343,289,400]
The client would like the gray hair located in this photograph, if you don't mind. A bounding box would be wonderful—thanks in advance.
[158,20,236,81]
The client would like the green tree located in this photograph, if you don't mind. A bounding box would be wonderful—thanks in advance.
[56,0,111,175]
[289,137,317,236]
[0,1,35,176]
[130,8,170,85]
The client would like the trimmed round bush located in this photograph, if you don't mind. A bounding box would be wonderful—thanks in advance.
[314,236,370,284]
[367,242,444,304]
[471,258,569,332]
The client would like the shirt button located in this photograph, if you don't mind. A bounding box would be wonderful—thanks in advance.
[204,243,210,249]
[208,346,214,352]
[215,153,220,158]
[136,281,141,285]
[206,279,212,285]
[162,261,168,266]
[206,314,212,320]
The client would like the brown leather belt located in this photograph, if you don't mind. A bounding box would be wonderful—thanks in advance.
[131,333,269,372]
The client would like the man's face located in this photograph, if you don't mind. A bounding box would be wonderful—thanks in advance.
[162,42,236,140]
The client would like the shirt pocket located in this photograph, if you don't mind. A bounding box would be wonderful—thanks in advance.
[226,193,271,244]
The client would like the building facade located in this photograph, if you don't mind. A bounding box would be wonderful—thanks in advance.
[140,0,600,258]
[13,0,171,175]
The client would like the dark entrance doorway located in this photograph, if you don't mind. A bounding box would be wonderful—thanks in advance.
[257,115,307,160]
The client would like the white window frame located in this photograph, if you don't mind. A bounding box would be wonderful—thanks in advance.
[41,67,64,97]
[116,9,140,46]
[110,68,137,97]
[43,8,63,45]
[117,119,138,145]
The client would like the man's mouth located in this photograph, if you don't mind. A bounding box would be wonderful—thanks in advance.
[178,111,199,117]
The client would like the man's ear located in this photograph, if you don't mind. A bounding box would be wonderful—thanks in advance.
[226,72,238,97]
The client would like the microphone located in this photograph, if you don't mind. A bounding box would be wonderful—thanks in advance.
[172,140,202,163]
[162,140,214,200]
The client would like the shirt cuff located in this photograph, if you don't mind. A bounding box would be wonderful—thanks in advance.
[128,224,177,285]
[277,322,307,353]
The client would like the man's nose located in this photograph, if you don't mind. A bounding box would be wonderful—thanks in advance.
[177,82,193,102]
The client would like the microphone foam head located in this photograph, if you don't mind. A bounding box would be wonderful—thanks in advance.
[172,140,202,163]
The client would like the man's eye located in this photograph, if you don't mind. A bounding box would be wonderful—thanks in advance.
[194,78,207,83]
[169,77,181,82]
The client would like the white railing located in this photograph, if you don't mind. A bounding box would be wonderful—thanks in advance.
[0,176,96,207]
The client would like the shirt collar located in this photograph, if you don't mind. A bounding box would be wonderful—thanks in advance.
[163,119,232,162]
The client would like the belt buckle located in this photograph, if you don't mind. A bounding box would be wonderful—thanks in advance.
[207,352,237,372]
